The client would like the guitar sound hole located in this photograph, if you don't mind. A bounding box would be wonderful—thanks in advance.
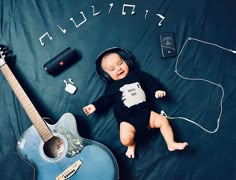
[43,136,65,158]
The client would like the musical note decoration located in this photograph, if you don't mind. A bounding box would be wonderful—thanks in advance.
[39,3,165,46]
[57,24,66,34]
[39,32,52,46]
[69,11,87,28]
[156,14,165,26]
[122,4,136,15]
[91,5,102,16]
[108,3,114,14]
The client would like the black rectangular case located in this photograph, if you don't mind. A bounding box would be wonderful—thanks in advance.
[160,32,177,58]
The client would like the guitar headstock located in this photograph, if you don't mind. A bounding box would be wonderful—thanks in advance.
[0,44,11,66]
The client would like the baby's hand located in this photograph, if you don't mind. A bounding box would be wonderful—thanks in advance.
[155,90,166,98]
[83,104,96,115]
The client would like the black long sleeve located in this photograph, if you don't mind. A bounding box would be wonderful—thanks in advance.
[92,93,114,112]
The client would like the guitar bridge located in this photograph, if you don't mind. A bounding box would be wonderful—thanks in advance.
[56,160,83,180]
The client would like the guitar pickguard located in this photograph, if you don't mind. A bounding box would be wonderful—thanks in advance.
[54,127,84,157]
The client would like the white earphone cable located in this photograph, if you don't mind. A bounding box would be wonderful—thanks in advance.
[162,37,235,133]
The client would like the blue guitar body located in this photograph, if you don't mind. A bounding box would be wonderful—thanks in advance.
[17,113,119,180]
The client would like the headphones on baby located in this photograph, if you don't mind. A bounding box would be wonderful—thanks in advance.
[95,47,134,83]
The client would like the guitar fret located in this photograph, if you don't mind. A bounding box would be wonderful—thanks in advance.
[0,64,53,142]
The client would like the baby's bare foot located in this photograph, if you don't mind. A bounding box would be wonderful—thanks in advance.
[167,142,188,151]
[125,145,135,158]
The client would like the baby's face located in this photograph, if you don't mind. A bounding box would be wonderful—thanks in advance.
[101,53,129,81]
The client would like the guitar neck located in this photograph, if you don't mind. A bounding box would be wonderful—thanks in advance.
[0,64,53,142]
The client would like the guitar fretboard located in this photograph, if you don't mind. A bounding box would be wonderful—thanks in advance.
[0,64,53,142]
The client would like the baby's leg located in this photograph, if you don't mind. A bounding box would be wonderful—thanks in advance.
[149,111,188,151]
[120,122,136,158]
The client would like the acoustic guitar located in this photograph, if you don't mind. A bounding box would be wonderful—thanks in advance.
[0,45,119,180]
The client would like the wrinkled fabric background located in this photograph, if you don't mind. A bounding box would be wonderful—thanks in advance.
[0,0,236,179]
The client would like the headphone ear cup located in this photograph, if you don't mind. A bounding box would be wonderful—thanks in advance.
[95,60,112,82]
[116,49,134,69]
[125,56,134,69]
[102,72,112,82]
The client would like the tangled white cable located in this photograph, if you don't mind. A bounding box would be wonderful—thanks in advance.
[162,37,236,133]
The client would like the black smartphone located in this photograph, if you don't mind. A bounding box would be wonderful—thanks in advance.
[160,32,177,58]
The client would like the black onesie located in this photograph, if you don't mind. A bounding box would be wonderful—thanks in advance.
[93,70,161,133]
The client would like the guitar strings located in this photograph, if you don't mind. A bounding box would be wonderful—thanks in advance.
[42,117,68,172]
[162,37,236,133]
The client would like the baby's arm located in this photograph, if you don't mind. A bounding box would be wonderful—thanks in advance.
[155,90,166,98]
[83,104,96,115]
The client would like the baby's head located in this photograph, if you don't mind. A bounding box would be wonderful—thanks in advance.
[95,47,134,82]
[101,52,129,81]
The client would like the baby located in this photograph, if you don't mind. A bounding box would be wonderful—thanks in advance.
[83,48,188,158]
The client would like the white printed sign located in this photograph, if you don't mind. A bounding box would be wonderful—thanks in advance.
[119,82,146,108]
